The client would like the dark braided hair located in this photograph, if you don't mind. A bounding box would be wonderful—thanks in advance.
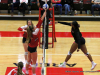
[72,21,80,29]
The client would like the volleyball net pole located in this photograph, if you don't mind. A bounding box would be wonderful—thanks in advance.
[41,0,47,75]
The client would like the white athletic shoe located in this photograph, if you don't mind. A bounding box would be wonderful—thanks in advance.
[58,64,66,67]
[91,63,97,70]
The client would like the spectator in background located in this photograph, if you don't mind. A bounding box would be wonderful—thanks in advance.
[52,0,62,15]
[37,0,52,8]
[8,0,20,16]
[37,0,52,23]
[19,0,29,16]
[62,0,73,15]
[91,0,100,16]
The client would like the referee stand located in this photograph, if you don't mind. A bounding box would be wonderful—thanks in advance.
[39,7,56,49]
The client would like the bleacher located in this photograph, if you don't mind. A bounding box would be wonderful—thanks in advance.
[0,0,100,21]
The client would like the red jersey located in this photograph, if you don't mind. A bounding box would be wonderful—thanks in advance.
[18,19,43,47]
[23,32,27,38]
[29,32,39,47]
[29,19,43,48]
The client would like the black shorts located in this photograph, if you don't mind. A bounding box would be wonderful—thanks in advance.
[75,37,85,45]
[22,37,26,43]
[28,46,37,53]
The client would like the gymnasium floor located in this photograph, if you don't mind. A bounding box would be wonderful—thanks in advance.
[0,20,100,75]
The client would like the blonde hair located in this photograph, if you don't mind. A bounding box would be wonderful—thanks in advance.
[25,24,34,43]
[17,62,24,75]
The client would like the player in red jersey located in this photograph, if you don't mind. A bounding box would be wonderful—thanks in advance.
[18,19,33,66]
[7,62,25,75]
[25,10,46,75]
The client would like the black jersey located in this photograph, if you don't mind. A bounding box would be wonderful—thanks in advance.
[58,21,82,49]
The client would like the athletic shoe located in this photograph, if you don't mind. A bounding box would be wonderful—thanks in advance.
[58,63,66,67]
[91,63,97,70]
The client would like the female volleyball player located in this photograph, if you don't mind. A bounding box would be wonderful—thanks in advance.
[56,21,97,70]
[18,19,33,66]
[7,61,25,75]
[25,10,46,75]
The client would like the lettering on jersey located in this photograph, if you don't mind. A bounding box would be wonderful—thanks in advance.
[35,38,38,41]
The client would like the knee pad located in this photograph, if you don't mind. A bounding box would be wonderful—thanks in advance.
[85,52,89,56]
[31,64,36,68]
[25,52,28,55]
[67,51,72,55]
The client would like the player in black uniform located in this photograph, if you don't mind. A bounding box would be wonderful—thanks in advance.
[56,21,97,70]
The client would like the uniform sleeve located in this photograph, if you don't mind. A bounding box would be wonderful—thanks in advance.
[58,22,71,26]
[75,31,81,49]
[32,28,39,35]
[21,25,28,29]
[32,19,43,35]
[18,25,28,31]
[36,19,43,28]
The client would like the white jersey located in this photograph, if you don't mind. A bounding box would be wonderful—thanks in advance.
[20,25,38,35]
[20,0,28,4]
[0,0,1,2]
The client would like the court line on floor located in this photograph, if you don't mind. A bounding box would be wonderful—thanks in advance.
[0,54,100,56]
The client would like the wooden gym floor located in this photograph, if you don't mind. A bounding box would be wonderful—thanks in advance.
[0,20,100,75]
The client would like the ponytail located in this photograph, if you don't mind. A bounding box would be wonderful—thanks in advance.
[17,62,24,75]
[17,66,23,75]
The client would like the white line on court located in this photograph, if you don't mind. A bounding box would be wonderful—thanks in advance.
[0,54,100,56]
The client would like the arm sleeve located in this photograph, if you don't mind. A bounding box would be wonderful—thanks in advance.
[33,19,43,35]
[32,28,39,35]
[18,25,28,31]
[75,31,81,49]
[58,22,71,26]
[36,19,43,28]
[21,25,28,29]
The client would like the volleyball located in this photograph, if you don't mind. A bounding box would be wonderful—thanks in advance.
[43,4,49,10]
